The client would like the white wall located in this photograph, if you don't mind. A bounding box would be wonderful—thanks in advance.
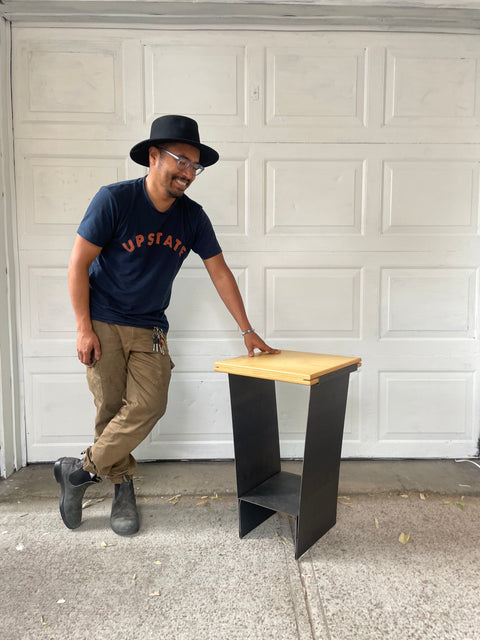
[0,17,23,477]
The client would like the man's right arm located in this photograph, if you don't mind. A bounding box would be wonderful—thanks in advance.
[68,234,103,365]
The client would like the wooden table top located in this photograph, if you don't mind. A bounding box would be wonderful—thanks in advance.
[214,350,361,386]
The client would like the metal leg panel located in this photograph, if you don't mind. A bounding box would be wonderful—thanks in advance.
[238,500,277,538]
[228,374,281,497]
[295,369,352,559]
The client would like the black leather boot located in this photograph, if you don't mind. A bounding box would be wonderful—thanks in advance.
[53,457,100,529]
[110,477,139,536]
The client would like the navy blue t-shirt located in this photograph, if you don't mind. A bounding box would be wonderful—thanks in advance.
[77,177,222,331]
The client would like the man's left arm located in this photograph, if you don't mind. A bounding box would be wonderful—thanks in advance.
[203,253,280,357]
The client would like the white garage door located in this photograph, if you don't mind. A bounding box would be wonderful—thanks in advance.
[12,27,480,462]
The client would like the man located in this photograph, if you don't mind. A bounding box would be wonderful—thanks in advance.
[54,115,278,536]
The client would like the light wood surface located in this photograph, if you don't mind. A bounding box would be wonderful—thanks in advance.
[214,350,361,386]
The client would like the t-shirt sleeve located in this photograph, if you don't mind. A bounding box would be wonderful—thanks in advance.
[192,208,222,260]
[77,186,118,248]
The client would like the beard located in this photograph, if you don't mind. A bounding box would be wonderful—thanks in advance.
[165,174,190,199]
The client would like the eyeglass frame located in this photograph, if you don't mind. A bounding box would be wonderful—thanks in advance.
[157,147,205,176]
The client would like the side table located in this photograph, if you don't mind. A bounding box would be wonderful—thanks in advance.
[214,350,361,559]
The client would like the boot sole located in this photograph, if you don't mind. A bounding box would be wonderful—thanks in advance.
[110,522,140,536]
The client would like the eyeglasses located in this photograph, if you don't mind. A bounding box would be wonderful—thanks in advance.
[158,147,204,176]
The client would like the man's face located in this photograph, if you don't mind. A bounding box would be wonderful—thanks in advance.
[149,142,201,200]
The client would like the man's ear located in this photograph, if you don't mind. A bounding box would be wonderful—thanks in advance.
[148,145,161,167]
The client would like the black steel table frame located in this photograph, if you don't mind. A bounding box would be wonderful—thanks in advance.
[228,364,358,560]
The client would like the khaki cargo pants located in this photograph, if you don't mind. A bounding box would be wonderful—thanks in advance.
[83,320,172,482]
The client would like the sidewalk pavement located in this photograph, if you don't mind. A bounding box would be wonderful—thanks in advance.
[1,459,479,640]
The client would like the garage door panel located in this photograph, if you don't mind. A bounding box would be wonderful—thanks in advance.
[12,31,144,141]
[23,357,95,462]
[379,371,476,441]
[382,160,480,235]
[143,42,246,126]
[266,158,365,236]
[15,40,125,124]
[15,140,130,251]
[266,267,363,339]
[19,253,75,358]
[380,268,478,339]
[384,47,480,128]
[266,46,367,127]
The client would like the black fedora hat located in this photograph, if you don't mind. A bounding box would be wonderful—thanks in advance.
[130,115,219,168]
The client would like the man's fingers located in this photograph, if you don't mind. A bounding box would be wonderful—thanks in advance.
[93,344,102,362]
[244,333,280,356]
[79,349,93,365]
[77,332,101,365]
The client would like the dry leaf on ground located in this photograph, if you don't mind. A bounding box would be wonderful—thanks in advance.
[82,498,105,509]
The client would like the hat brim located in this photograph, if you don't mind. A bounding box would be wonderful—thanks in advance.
[130,137,219,168]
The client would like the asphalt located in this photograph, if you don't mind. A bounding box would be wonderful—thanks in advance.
[1,459,479,640]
